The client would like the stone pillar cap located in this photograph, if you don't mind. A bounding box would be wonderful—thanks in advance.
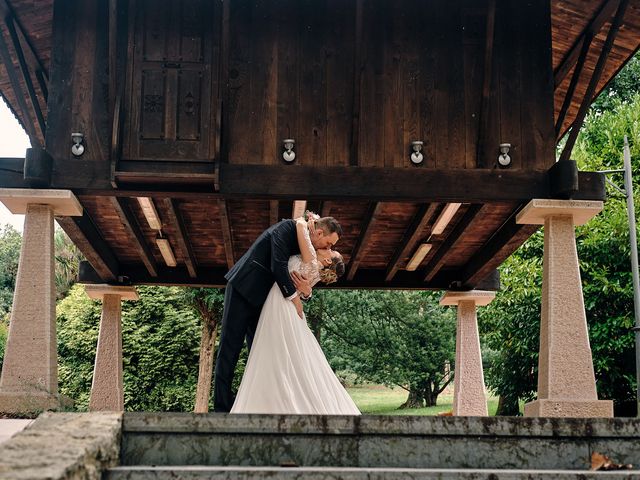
[85,284,139,301]
[440,290,496,306]
[0,188,82,216]
[516,199,603,226]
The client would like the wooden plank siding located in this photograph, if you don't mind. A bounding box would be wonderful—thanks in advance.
[1,0,635,290]
[223,0,555,171]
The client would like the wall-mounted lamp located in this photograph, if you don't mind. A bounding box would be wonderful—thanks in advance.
[432,203,462,235]
[406,243,432,271]
[137,197,162,230]
[283,139,296,163]
[498,143,512,168]
[71,132,84,157]
[410,141,424,165]
[156,236,177,267]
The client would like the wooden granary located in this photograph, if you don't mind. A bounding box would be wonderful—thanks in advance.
[0,0,638,290]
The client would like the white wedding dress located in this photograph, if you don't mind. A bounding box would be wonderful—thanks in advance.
[230,249,360,415]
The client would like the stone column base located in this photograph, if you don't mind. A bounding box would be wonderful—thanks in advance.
[0,392,73,414]
[524,399,613,418]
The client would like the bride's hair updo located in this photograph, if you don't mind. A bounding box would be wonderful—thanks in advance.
[319,252,345,284]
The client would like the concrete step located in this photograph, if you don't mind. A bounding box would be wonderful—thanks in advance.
[106,466,640,479]
[120,413,640,471]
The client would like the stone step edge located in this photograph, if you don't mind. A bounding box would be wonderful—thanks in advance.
[107,465,640,477]
[122,413,640,438]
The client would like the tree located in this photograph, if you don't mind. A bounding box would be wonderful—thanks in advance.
[54,227,84,299]
[479,233,543,415]
[319,290,456,408]
[590,53,640,114]
[181,287,225,412]
[57,285,202,411]
[0,224,21,319]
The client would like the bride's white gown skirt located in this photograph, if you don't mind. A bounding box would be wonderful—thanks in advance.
[231,284,361,415]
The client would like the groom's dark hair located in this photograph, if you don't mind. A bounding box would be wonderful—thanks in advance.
[316,217,343,237]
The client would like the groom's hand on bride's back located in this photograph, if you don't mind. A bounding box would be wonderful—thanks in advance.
[291,271,312,298]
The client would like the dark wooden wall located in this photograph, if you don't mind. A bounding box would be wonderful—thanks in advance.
[45,0,556,171]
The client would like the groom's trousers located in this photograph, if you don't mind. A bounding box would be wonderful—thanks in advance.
[213,283,262,412]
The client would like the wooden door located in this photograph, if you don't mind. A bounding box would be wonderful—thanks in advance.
[124,0,218,161]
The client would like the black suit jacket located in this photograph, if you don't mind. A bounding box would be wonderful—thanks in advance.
[225,219,300,308]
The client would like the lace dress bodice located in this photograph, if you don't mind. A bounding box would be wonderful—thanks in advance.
[287,219,321,287]
[288,255,321,288]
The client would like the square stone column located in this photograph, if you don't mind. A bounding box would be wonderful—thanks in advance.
[440,290,495,416]
[85,285,139,411]
[0,189,82,413]
[517,199,613,418]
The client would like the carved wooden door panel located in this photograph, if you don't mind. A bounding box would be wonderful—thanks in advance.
[124,0,217,161]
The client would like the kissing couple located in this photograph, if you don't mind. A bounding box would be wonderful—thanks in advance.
[213,212,360,415]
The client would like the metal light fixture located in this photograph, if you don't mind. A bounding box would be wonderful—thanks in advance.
[498,143,512,168]
[406,243,432,271]
[283,138,296,163]
[156,236,177,267]
[410,141,424,165]
[432,203,462,235]
[137,197,162,230]
[71,132,84,157]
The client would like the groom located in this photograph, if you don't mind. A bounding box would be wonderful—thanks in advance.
[213,215,343,412]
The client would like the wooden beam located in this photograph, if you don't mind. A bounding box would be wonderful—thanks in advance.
[555,29,594,139]
[0,159,607,202]
[219,165,606,203]
[115,159,217,184]
[385,203,439,282]
[56,213,119,282]
[80,264,229,289]
[4,14,45,138]
[423,204,484,282]
[0,20,39,146]
[554,0,620,88]
[81,264,500,291]
[218,199,235,269]
[346,202,384,281]
[460,210,539,287]
[475,0,497,168]
[269,200,279,225]
[111,197,158,277]
[559,0,629,162]
[162,198,197,278]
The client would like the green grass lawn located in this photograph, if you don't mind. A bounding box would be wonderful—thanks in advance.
[347,384,499,416]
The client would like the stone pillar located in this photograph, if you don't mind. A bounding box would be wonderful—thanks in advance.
[440,290,495,416]
[85,285,138,411]
[0,189,82,413]
[517,199,613,418]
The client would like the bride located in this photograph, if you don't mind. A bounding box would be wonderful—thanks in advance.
[230,214,361,415]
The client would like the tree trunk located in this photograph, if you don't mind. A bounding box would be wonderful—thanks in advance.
[399,388,425,409]
[194,311,218,413]
[424,382,438,407]
[495,394,520,416]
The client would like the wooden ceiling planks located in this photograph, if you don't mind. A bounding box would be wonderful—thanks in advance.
[553,0,640,137]
[0,0,51,142]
